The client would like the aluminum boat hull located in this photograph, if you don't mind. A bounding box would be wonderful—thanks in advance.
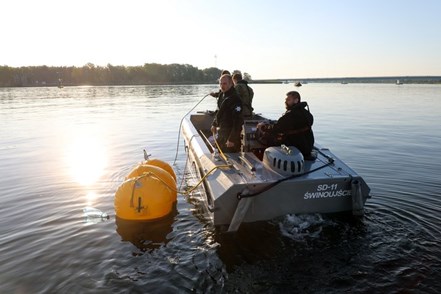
[181,111,370,230]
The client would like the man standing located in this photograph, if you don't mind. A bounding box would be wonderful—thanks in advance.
[232,72,254,117]
[211,74,244,153]
[210,70,231,110]
[270,91,314,157]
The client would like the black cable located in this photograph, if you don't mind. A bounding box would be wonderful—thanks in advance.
[237,160,334,199]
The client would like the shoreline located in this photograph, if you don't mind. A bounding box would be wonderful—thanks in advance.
[1,76,441,88]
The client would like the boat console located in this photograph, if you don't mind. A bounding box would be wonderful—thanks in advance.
[241,119,305,175]
[241,119,275,160]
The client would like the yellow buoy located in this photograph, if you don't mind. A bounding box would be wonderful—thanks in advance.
[115,163,177,221]
[142,158,176,182]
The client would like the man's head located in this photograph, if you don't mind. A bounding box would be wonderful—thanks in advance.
[219,74,234,93]
[285,91,301,109]
[232,73,242,85]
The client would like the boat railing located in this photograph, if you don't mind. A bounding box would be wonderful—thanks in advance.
[197,129,215,153]
[238,154,257,172]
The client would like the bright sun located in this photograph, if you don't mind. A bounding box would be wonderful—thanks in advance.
[66,135,107,186]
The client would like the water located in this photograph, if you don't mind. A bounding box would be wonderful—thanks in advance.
[1,83,440,293]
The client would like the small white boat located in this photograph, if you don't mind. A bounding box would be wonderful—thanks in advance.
[396,79,403,85]
[181,111,371,231]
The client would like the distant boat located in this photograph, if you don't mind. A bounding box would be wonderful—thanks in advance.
[341,81,348,84]
[396,79,403,85]
[294,82,302,87]
[58,78,64,88]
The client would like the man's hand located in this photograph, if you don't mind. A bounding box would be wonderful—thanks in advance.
[211,125,217,135]
[226,140,235,148]
[257,122,271,132]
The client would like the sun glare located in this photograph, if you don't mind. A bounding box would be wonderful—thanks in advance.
[66,135,107,186]
[85,191,98,207]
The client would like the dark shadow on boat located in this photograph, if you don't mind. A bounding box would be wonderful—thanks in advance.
[115,203,178,253]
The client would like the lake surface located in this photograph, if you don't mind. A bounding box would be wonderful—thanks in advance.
[1,83,440,293]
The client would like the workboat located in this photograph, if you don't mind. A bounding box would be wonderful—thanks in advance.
[181,111,371,231]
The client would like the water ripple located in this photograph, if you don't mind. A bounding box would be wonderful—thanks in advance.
[1,84,441,293]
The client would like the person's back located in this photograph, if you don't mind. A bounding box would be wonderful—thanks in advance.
[232,73,254,117]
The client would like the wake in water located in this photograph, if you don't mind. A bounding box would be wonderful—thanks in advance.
[278,213,333,241]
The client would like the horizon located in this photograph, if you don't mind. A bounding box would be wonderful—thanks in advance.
[2,64,440,81]
[2,0,441,79]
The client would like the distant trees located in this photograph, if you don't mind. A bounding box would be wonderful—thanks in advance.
[0,63,251,87]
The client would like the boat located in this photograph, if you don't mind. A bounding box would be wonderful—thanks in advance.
[181,111,371,231]
[294,81,302,87]
[396,79,403,85]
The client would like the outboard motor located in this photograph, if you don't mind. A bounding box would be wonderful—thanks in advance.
[263,144,304,176]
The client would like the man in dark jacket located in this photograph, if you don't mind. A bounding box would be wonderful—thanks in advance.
[210,70,231,110]
[270,91,314,157]
[211,74,244,152]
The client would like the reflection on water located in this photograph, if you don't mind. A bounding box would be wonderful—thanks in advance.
[84,191,99,207]
[115,207,177,254]
[65,133,107,186]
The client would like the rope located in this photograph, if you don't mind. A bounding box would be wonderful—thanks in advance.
[182,164,232,195]
[126,164,232,198]
[169,92,234,196]
[213,137,229,163]
[173,93,210,166]
[126,90,233,201]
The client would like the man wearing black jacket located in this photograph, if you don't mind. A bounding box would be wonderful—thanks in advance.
[211,74,244,152]
[270,91,314,157]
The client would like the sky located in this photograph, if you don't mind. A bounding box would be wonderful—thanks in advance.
[1,0,440,79]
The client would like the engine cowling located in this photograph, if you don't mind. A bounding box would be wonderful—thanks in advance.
[262,145,304,176]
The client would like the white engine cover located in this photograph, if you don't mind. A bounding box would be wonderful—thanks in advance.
[263,145,304,176]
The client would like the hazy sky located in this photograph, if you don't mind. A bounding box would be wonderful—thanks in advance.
[2,0,440,79]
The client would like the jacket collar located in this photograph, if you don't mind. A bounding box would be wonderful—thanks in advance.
[287,101,307,111]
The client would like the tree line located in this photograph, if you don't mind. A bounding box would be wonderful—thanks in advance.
[0,63,252,87]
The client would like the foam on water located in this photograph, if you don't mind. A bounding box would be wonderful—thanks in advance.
[278,213,329,241]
